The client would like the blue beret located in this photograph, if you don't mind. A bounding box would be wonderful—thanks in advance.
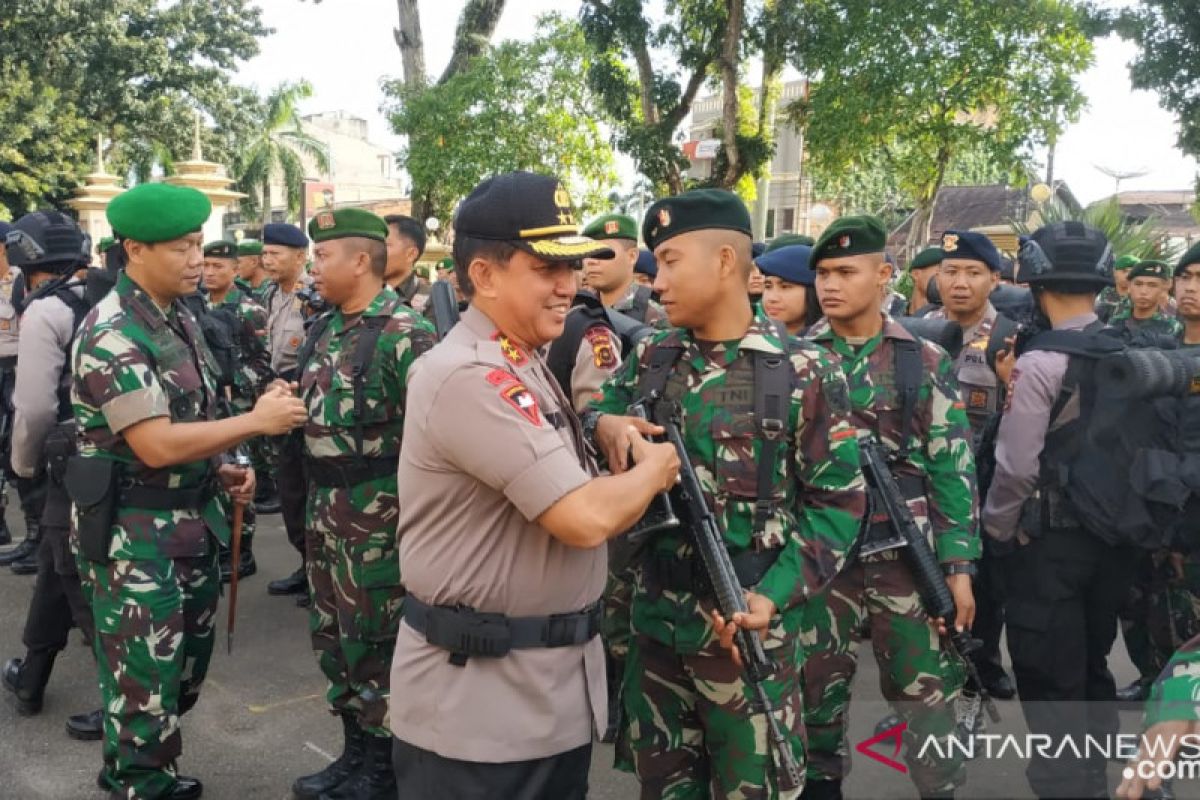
[941,229,1000,271]
[0,221,11,240]
[755,245,815,287]
[263,222,309,249]
[634,248,657,278]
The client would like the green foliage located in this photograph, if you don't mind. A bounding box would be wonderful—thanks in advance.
[384,15,618,223]
[232,81,331,223]
[790,0,1093,249]
[1010,199,1184,261]
[1120,1,1200,160]
[0,0,269,216]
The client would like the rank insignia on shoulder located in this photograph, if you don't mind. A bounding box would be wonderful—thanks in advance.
[493,332,529,368]
[585,327,617,369]
[500,383,541,426]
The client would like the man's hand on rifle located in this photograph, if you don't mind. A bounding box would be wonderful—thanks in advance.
[626,429,681,491]
[711,592,777,667]
[935,571,975,637]
[219,463,256,506]
[595,413,664,473]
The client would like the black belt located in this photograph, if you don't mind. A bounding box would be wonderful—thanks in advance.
[119,480,215,511]
[646,547,782,595]
[306,456,396,488]
[403,596,602,666]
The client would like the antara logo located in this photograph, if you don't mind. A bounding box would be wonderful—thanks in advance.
[856,719,908,774]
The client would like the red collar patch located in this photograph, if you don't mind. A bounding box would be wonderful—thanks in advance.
[500,382,541,426]
[492,332,529,368]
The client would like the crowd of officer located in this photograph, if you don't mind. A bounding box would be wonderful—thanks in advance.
[0,171,1197,800]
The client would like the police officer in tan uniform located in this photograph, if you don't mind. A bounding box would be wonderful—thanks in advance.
[389,171,679,799]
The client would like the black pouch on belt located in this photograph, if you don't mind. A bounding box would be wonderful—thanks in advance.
[64,456,121,564]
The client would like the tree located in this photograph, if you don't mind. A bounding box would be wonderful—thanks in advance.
[232,81,331,224]
[788,0,1094,257]
[1121,2,1200,160]
[383,15,618,223]
[0,0,269,216]
[1011,198,1184,262]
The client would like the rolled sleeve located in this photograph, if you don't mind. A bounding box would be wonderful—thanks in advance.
[428,365,591,522]
[76,328,171,434]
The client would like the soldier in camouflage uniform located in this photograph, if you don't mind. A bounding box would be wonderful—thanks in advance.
[580,213,668,326]
[1095,254,1136,323]
[383,214,432,313]
[72,183,307,800]
[1110,259,1182,339]
[586,189,867,799]
[801,216,980,800]
[201,240,274,581]
[235,238,274,305]
[289,208,435,800]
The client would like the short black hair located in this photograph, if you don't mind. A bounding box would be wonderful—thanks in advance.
[384,215,426,257]
[452,235,518,299]
[1034,281,1102,298]
[346,238,387,279]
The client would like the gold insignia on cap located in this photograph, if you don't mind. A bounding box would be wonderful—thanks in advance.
[604,220,619,235]
[658,208,671,228]
[943,233,959,252]
[553,184,575,226]
[838,234,851,249]
[316,212,335,230]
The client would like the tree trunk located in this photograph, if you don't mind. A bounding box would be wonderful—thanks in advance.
[262,178,272,230]
[904,146,952,261]
[394,0,427,88]
[752,15,782,239]
[438,0,507,85]
[716,0,744,189]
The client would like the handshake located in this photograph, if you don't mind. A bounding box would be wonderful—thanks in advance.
[251,379,309,436]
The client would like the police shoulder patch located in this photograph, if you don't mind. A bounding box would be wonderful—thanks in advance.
[585,326,617,370]
[500,382,541,426]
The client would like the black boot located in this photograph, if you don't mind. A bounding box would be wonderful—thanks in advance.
[0,506,10,546]
[1117,678,1150,703]
[2,650,57,715]
[9,519,41,575]
[236,547,257,579]
[269,566,307,596]
[0,531,37,568]
[292,714,366,799]
[66,708,103,740]
[319,733,396,800]
[801,778,843,800]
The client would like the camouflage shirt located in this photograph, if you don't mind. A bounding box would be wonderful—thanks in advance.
[299,285,436,463]
[207,286,272,412]
[235,275,276,307]
[1145,633,1200,726]
[589,313,866,650]
[1110,305,1184,339]
[72,271,230,560]
[807,315,980,563]
[1094,286,1123,323]
[393,271,432,315]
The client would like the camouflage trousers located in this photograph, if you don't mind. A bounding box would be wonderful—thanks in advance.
[1119,549,1200,685]
[79,551,220,800]
[305,482,403,737]
[603,538,643,772]
[624,629,805,799]
[799,552,965,795]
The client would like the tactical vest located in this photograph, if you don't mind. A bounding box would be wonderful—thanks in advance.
[547,292,651,399]
[620,283,654,324]
[956,314,1018,434]
[27,273,103,422]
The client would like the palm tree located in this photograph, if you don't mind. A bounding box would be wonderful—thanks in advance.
[1011,198,1184,262]
[234,81,330,225]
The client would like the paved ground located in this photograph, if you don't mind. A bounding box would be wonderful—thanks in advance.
[0,508,1193,799]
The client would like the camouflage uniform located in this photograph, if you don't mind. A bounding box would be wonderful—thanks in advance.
[1109,305,1184,339]
[299,285,435,736]
[1094,286,1124,323]
[234,275,275,307]
[393,271,432,314]
[72,271,231,800]
[1143,632,1200,727]
[207,286,272,552]
[612,279,668,327]
[800,315,980,795]
[1120,550,1200,689]
[589,313,867,799]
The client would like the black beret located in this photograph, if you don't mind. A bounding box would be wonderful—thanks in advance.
[810,215,887,266]
[1177,241,1200,276]
[263,222,310,249]
[642,189,752,251]
[941,230,1000,271]
[766,233,815,253]
[908,247,944,270]
[203,240,238,260]
[1128,259,1171,281]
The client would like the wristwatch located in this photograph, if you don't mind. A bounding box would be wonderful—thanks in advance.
[580,409,603,447]
[943,562,977,578]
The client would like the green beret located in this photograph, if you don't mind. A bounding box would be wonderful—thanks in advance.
[909,246,944,270]
[107,183,211,244]
[1128,259,1171,281]
[810,215,888,266]
[203,240,238,260]
[97,236,115,253]
[642,189,752,251]
[238,238,263,256]
[582,213,638,242]
[307,208,388,244]
[1113,254,1140,272]
[1177,241,1200,276]
[437,257,455,272]
[765,233,815,253]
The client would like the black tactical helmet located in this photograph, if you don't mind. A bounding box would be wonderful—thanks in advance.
[1018,221,1113,288]
[5,210,88,273]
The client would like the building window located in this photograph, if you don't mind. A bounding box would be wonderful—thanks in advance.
[766,209,776,239]
[781,207,796,233]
